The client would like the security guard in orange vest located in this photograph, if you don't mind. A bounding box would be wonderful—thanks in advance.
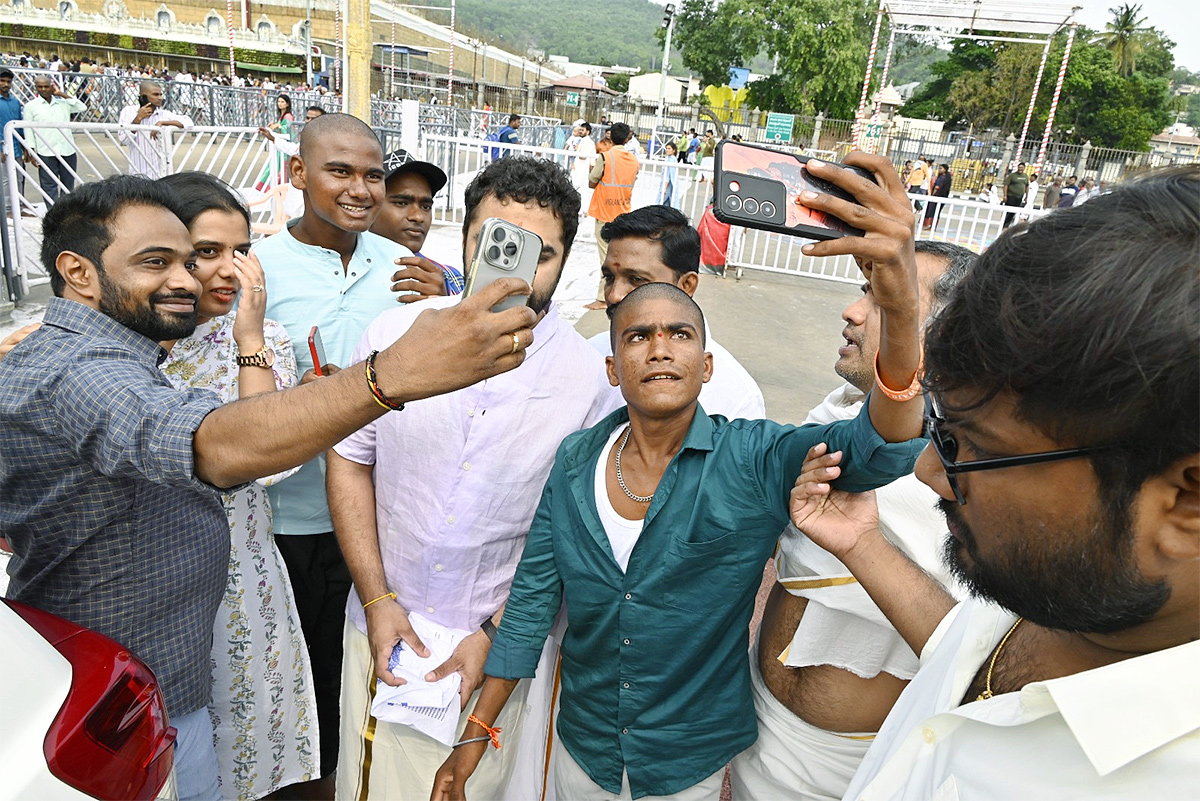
[588,121,640,263]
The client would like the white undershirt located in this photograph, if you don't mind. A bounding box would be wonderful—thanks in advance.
[594,425,644,573]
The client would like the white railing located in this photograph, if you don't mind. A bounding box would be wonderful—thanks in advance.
[2,121,1054,301]
[3,122,289,296]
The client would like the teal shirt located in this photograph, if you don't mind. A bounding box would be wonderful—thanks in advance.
[254,223,412,534]
[486,403,925,798]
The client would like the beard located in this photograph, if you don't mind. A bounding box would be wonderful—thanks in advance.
[98,269,197,342]
[938,496,1169,634]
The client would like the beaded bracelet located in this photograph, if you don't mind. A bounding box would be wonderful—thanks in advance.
[873,351,924,403]
[365,350,404,412]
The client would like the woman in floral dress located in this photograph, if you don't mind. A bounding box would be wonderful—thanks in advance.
[159,171,318,800]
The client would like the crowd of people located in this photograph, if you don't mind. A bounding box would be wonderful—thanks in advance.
[0,75,1197,801]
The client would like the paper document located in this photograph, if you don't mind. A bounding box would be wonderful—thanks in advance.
[370,612,470,745]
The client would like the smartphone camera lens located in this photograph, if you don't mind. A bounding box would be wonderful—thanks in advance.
[503,241,518,257]
[492,228,506,242]
[760,201,776,218]
[487,245,501,261]
[743,198,759,215]
[726,195,743,211]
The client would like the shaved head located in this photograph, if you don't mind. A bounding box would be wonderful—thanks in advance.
[609,282,706,352]
[299,112,381,160]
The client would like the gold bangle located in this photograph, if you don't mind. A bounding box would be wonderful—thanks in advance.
[361,591,396,610]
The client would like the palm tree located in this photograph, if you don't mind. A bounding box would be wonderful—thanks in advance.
[1100,3,1151,77]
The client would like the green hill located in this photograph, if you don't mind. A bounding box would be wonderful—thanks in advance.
[434,0,669,71]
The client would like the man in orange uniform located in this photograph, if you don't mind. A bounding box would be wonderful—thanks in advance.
[585,121,640,308]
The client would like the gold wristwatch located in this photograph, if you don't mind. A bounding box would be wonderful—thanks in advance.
[235,344,275,368]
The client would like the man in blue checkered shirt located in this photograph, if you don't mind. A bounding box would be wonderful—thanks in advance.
[372,148,465,297]
[0,175,538,801]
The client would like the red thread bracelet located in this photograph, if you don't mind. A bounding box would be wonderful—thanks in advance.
[467,714,503,749]
[873,351,924,402]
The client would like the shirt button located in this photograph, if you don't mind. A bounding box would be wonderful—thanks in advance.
[922,727,936,744]
[621,727,629,735]
[624,593,632,600]
[351,271,357,277]
[623,682,630,689]
[435,564,444,572]
[366,258,372,263]
[447,516,455,524]
[426,606,435,614]
[467,409,475,417]
[623,638,631,645]
[462,462,471,471]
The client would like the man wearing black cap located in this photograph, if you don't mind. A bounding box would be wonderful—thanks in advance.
[372,149,465,301]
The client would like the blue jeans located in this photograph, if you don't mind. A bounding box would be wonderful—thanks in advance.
[172,707,220,801]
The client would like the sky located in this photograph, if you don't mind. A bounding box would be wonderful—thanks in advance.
[1074,0,1198,73]
[647,0,1200,73]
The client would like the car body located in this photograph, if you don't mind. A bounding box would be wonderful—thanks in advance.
[0,597,176,800]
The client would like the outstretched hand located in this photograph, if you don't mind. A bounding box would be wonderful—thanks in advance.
[790,442,880,559]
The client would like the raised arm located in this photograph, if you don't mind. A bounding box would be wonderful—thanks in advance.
[790,443,955,654]
[797,153,923,444]
[193,278,536,488]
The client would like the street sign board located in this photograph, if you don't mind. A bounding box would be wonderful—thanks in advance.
[765,112,794,143]
[565,91,580,107]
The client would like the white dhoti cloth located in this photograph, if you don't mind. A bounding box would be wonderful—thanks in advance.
[336,620,543,801]
[729,648,874,801]
[556,745,724,801]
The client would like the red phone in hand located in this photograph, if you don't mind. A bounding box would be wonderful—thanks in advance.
[308,326,327,376]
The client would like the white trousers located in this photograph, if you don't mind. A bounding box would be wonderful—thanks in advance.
[554,746,723,801]
[335,621,530,801]
[728,648,875,801]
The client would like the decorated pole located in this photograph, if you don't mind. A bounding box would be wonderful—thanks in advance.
[1035,24,1076,173]
[866,26,897,154]
[448,0,456,104]
[1013,36,1052,171]
[390,2,397,99]
[334,1,343,100]
[852,0,885,150]
[226,0,236,78]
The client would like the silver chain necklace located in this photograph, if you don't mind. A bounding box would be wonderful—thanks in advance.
[615,426,654,503]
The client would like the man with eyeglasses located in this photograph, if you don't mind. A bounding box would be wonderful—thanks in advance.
[789,166,1199,800]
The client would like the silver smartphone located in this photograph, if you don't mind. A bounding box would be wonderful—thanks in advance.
[463,217,542,312]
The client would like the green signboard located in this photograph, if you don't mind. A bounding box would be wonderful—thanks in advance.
[565,91,580,107]
[765,112,794,143]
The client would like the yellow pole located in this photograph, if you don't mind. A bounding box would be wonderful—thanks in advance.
[344,0,372,121]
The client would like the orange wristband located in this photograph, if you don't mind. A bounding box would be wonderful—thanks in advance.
[873,350,924,402]
[468,714,503,749]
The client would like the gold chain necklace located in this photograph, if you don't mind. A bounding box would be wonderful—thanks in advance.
[976,617,1023,701]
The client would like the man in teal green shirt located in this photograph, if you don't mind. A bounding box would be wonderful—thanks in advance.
[432,153,926,800]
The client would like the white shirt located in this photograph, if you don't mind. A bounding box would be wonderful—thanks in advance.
[334,296,616,633]
[593,424,643,573]
[116,104,195,178]
[774,383,962,680]
[22,95,88,156]
[587,323,765,420]
[844,599,1200,801]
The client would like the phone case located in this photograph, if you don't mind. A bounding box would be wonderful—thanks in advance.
[712,141,876,240]
[308,326,326,376]
[463,218,543,312]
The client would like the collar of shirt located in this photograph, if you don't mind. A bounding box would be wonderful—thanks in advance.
[923,600,1200,777]
[42,297,168,365]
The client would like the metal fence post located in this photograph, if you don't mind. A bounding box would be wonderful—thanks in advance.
[811,112,824,151]
[1076,140,1092,177]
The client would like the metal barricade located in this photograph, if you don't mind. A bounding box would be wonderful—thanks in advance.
[3,121,284,298]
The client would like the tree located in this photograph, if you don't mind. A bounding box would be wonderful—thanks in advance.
[671,0,874,117]
[607,73,630,94]
[1098,3,1151,77]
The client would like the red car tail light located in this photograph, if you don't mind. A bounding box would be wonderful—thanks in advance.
[5,601,176,801]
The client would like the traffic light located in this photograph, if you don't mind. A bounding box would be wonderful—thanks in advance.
[662,3,676,28]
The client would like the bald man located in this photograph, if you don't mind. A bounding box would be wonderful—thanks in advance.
[252,113,415,790]
[117,80,194,178]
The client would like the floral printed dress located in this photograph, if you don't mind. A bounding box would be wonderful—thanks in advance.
[162,313,319,800]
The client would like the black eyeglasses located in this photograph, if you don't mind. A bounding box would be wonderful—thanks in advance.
[923,393,1104,505]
